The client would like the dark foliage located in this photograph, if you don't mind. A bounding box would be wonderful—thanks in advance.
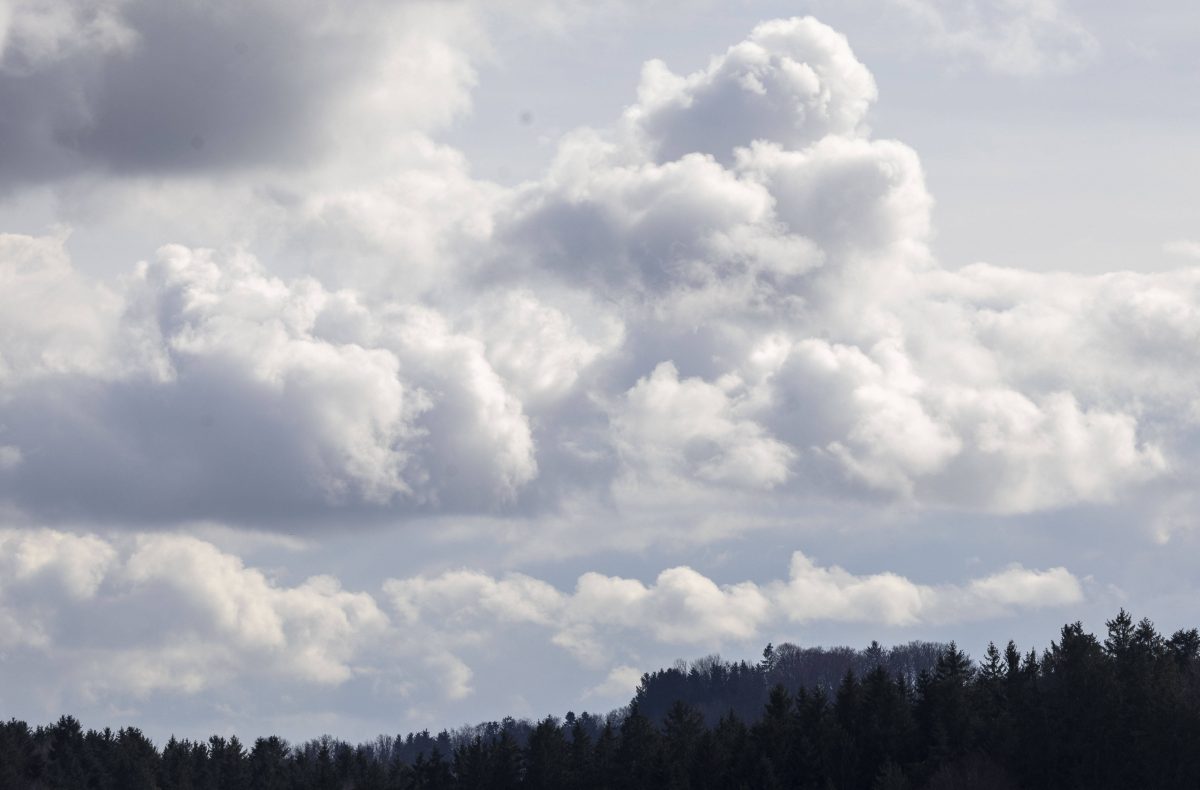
[2,611,1199,789]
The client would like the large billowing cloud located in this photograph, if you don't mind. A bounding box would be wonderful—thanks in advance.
[0,14,1194,535]
[0,240,537,522]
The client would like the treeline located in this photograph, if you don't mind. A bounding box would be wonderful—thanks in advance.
[2,611,1200,789]
[632,639,946,725]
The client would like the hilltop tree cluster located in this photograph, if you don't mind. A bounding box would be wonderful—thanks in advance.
[2,611,1199,789]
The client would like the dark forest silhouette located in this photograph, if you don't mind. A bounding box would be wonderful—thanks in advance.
[2,610,1199,789]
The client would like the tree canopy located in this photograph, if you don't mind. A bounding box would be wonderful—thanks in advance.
[2,610,1198,789]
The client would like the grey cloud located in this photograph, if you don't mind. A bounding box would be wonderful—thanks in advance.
[0,0,477,186]
[737,138,932,260]
[497,143,785,298]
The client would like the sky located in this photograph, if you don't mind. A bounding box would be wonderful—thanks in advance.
[1,0,1199,744]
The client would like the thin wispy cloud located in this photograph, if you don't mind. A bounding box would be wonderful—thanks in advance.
[1164,239,1200,259]
[887,0,1098,74]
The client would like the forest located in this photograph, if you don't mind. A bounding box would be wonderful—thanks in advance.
[2,610,1199,789]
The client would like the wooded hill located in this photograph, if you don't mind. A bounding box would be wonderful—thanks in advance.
[2,610,1199,789]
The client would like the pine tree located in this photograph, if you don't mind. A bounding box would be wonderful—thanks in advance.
[591,722,618,790]
[488,730,523,790]
[525,717,568,790]
[565,716,593,790]
[872,760,910,790]
[662,701,705,789]
[617,704,661,790]
[752,685,795,786]
[46,715,90,789]
[113,727,159,790]
[248,736,290,790]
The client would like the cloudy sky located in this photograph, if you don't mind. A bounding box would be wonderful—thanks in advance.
[1,0,1199,743]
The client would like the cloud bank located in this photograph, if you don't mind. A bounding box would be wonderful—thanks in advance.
[0,15,1192,539]
[0,528,1081,706]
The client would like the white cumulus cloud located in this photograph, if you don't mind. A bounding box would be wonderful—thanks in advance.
[0,14,1194,535]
